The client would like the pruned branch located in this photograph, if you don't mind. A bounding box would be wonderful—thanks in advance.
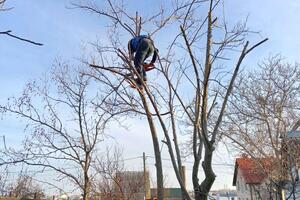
[0,30,43,46]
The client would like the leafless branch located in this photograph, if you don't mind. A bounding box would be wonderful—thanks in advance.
[0,30,43,46]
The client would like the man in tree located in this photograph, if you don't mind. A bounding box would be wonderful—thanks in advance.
[128,35,158,88]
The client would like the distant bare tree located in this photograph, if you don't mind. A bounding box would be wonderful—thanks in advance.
[0,166,9,196]
[8,174,44,200]
[0,63,113,200]
[74,0,267,199]
[92,148,147,200]
[225,56,300,199]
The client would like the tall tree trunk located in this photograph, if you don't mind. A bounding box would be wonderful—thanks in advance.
[83,153,91,200]
[140,93,164,200]
[83,172,90,200]
[194,147,216,200]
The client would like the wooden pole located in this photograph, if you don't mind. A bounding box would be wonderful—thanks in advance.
[143,152,147,199]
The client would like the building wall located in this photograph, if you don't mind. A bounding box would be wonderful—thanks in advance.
[0,198,19,200]
[285,181,300,199]
[115,171,150,199]
[236,168,252,200]
[150,188,183,200]
[235,169,275,200]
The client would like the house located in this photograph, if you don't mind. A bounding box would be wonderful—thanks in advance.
[232,156,278,200]
[92,171,150,200]
[99,168,189,200]
[284,131,300,199]
[115,171,150,200]
[150,188,184,200]
[148,166,188,200]
[0,198,19,200]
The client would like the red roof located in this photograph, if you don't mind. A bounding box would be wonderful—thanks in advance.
[233,157,274,185]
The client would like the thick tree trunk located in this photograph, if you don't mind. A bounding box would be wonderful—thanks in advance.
[83,154,91,200]
[195,192,210,200]
[194,147,216,200]
[194,184,211,200]
[83,174,90,200]
[194,185,211,200]
[140,93,164,200]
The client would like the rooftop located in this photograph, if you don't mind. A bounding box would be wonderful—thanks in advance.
[232,156,274,186]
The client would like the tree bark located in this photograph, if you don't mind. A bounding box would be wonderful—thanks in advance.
[83,169,90,200]
[83,152,91,200]
[194,146,215,200]
[140,93,164,200]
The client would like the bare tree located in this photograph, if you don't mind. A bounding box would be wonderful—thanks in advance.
[92,148,148,200]
[225,56,300,199]
[0,166,9,196]
[72,0,267,199]
[0,168,44,199]
[0,63,113,200]
[8,174,44,200]
[71,0,199,199]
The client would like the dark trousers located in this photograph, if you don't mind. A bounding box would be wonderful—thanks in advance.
[134,38,154,79]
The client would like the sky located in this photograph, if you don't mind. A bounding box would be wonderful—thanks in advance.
[1,0,300,194]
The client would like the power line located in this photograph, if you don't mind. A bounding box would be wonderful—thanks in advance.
[122,156,143,161]
[0,156,144,174]
[0,154,234,175]
[146,155,234,167]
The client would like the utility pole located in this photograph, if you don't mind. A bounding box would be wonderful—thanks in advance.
[143,152,149,200]
[180,166,187,199]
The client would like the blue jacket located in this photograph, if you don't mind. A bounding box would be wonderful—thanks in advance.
[129,35,149,52]
[128,35,158,63]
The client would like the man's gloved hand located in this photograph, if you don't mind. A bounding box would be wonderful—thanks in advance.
[143,62,155,71]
